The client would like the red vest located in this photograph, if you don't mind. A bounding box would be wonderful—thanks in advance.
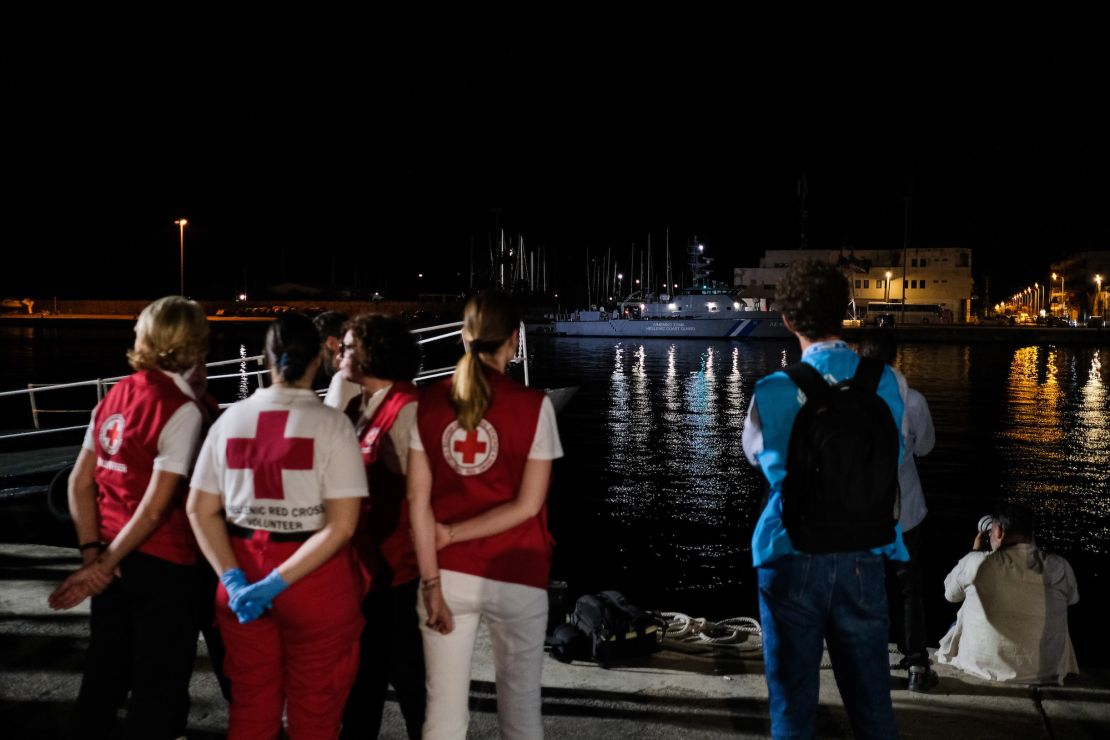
[92,370,199,565]
[354,381,420,590]
[417,369,552,589]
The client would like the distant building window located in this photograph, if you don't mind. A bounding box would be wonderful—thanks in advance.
[920,280,927,289]
[855,279,862,289]
[764,284,775,290]
[877,279,884,288]
[863,279,870,289]
[911,280,918,289]
[911,258,918,267]
[920,258,928,267]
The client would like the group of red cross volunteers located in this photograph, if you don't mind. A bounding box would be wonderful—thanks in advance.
[48,290,563,740]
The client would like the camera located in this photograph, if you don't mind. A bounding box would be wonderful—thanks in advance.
[977,515,994,552]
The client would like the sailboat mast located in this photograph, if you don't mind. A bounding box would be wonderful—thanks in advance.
[665,228,673,296]
[499,229,506,288]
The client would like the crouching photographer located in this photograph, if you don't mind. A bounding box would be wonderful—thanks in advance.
[935,502,1080,684]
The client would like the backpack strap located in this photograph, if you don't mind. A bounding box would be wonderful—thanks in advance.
[783,361,831,402]
[850,356,884,394]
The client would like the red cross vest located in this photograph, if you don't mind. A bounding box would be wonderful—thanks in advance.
[354,381,420,590]
[417,369,552,589]
[92,370,199,565]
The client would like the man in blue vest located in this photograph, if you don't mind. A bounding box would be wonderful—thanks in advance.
[742,259,909,739]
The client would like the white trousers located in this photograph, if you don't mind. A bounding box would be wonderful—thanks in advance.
[417,569,548,740]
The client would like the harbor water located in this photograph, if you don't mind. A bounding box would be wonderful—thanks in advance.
[2,325,1108,664]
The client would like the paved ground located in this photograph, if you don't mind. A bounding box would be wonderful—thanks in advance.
[3,543,1108,739]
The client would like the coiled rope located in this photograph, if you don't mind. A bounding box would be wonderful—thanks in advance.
[661,612,763,653]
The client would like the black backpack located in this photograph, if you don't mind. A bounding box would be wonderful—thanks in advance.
[780,357,901,553]
[569,590,660,666]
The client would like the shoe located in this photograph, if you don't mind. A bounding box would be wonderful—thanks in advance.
[907,666,939,693]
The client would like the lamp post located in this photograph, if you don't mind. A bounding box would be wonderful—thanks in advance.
[884,271,892,302]
[1034,282,1041,316]
[1097,274,1104,317]
[617,272,624,299]
[1052,273,1064,317]
[174,219,188,296]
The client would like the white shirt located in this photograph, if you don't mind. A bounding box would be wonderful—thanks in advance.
[409,395,564,460]
[936,543,1079,684]
[191,386,368,532]
[898,387,935,532]
[323,372,361,412]
[82,369,202,476]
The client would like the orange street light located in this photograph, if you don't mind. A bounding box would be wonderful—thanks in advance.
[174,219,188,296]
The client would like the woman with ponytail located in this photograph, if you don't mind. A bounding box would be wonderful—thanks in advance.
[187,312,369,739]
[408,291,563,739]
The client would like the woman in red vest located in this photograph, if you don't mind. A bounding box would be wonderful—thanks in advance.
[49,295,210,739]
[333,313,425,739]
[409,291,563,740]
[187,313,368,740]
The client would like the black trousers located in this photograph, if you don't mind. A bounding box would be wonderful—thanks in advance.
[341,578,426,740]
[68,552,203,740]
[887,524,929,668]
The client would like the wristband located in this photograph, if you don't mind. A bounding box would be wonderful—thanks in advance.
[79,541,106,552]
[420,576,441,591]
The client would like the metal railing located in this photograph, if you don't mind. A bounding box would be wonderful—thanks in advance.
[0,320,529,442]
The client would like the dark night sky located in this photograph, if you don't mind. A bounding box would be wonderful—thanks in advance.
[3,5,1108,302]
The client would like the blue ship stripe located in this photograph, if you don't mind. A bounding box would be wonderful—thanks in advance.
[725,320,760,337]
[736,320,759,337]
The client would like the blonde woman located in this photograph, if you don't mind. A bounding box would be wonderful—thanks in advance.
[49,295,209,739]
[408,291,563,739]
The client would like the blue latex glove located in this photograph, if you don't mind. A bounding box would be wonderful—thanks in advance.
[234,568,290,620]
[219,568,249,604]
[220,568,265,624]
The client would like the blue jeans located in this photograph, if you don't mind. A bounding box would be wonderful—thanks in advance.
[758,552,898,740]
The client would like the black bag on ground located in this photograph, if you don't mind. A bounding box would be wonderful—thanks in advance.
[569,590,660,666]
[780,357,901,553]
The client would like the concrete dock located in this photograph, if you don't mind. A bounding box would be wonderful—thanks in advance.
[2,543,1108,739]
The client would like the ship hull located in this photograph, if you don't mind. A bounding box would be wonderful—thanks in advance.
[543,314,792,339]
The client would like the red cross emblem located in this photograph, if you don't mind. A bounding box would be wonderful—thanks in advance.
[227,411,314,500]
[453,430,487,463]
[98,414,126,456]
[441,419,498,476]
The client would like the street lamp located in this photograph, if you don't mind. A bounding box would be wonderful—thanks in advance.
[174,219,188,296]
[884,270,892,302]
[617,272,624,299]
[1097,274,1104,317]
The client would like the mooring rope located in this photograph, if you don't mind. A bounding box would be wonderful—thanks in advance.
[660,612,763,652]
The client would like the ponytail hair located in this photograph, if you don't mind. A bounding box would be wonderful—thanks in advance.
[451,291,521,430]
[264,312,321,384]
